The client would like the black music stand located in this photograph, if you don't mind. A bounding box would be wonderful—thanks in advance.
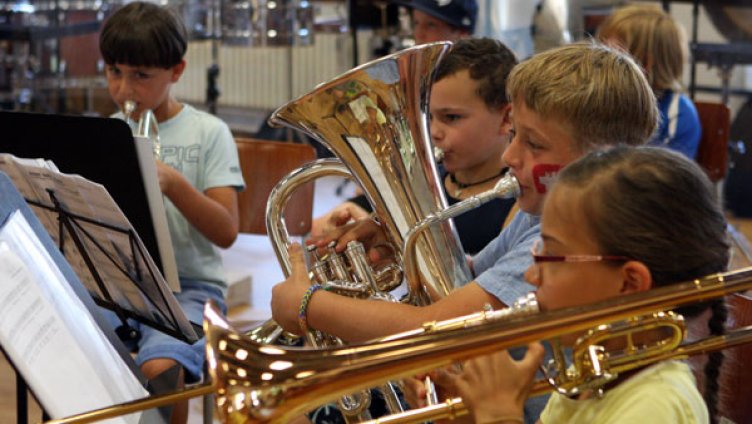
[25,186,197,343]
[0,172,150,423]
[0,111,198,343]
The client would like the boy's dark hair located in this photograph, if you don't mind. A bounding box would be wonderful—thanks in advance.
[558,145,729,423]
[434,38,517,110]
[100,2,187,68]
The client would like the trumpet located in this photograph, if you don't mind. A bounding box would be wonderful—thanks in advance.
[47,267,752,424]
[123,100,161,160]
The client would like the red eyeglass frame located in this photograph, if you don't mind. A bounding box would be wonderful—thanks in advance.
[530,239,631,264]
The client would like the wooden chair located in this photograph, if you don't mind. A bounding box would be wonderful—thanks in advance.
[694,101,731,183]
[235,137,316,236]
[718,291,752,424]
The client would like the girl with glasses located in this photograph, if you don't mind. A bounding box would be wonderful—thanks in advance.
[455,146,729,424]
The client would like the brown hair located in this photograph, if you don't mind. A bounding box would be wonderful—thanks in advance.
[597,4,687,93]
[557,146,729,423]
[507,42,658,152]
[100,2,187,68]
[434,37,518,110]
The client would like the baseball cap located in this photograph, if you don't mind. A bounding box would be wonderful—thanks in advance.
[396,0,478,33]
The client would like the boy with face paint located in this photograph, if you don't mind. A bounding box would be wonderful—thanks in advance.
[271,42,658,422]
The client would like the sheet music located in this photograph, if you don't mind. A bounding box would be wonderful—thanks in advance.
[0,154,197,341]
[0,210,148,423]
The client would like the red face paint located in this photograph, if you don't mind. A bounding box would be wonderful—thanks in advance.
[532,164,562,194]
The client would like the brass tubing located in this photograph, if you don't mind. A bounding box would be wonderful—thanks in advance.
[265,159,351,277]
[207,268,752,423]
[361,325,752,424]
[46,267,752,424]
[45,383,214,424]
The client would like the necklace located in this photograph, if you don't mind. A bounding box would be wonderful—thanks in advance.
[449,168,507,197]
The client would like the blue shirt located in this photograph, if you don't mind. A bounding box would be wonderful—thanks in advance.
[649,90,701,159]
[469,210,539,306]
[463,210,547,424]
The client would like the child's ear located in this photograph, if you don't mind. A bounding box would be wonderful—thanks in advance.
[499,103,513,135]
[170,60,187,83]
[620,261,652,294]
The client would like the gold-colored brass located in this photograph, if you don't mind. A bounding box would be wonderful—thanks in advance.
[47,269,752,424]
[45,384,214,424]
[208,268,752,423]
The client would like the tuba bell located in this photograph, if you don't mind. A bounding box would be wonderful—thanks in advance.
[267,41,472,304]
[267,42,471,304]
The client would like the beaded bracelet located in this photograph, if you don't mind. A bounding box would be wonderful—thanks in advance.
[298,284,325,334]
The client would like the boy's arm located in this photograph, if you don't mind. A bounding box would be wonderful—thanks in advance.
[157,161,239,248]
[271,244,505,342]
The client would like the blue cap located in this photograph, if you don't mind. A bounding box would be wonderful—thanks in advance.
[397,0,478,33]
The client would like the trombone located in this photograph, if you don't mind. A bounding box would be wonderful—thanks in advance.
[48,266,752,424]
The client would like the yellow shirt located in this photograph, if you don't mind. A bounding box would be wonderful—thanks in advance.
[540,360,708,424]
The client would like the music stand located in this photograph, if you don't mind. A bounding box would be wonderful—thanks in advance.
[0,172,151,423]
[0,111,198,344]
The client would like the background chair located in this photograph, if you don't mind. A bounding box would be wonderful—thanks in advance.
[694,101,731,183]
[235,137,316,236]
[718,292,752,424]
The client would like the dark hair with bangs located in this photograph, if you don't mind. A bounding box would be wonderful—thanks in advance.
[99,2,187,68]
[433,38,517,110]
[557,145,729,423]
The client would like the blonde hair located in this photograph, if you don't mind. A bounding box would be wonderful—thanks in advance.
[507,42,658,152]
[596,4,687,92]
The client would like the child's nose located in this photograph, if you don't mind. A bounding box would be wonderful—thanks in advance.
[501,138,521,169]
[430,120,444,143]
[118,78,135,98]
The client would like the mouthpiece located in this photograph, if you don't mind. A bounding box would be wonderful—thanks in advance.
[434,146,444,163]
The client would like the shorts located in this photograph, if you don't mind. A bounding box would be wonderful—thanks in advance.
[104,279,227,383]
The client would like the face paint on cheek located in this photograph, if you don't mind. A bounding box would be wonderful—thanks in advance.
[532,164,563,194]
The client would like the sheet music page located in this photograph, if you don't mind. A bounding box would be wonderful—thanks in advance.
[0,210,148,423]
[0,154,197,342]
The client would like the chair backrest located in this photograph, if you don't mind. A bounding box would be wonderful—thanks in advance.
[694,101,730,183]
[235,137,316,235]
[718,291,752,424]
[688,290,752,424]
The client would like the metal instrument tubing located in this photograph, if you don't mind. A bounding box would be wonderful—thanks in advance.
[45,383,214,424]
[360,325,752,424]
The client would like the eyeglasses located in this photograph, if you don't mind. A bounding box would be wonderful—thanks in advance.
[530,239,631,264]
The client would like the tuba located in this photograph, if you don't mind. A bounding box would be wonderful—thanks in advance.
[261,40,518,420]
[267,41,472,304]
